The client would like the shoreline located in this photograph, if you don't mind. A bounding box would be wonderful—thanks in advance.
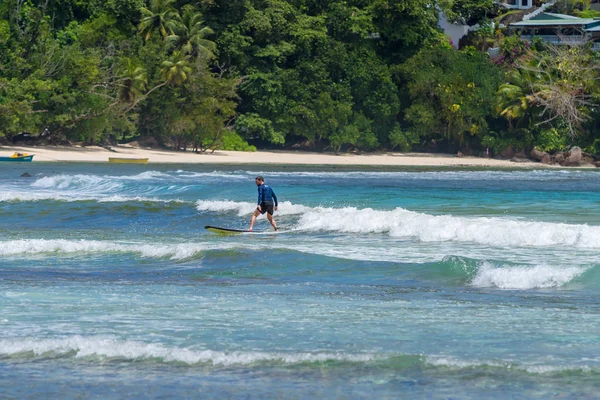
[1,144,554,168]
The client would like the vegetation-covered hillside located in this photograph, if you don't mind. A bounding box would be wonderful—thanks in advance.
[1,0,600,156]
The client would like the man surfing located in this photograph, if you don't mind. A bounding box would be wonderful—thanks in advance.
[248,176,278,232]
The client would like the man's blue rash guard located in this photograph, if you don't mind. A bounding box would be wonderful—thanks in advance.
[257,184,278,206]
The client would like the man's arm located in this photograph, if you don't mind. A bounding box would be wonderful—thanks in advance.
[272,190,278,207]
[257,186,263,206]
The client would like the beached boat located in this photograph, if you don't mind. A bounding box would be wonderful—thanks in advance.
[108,157,149,164]
[0,152,34,162]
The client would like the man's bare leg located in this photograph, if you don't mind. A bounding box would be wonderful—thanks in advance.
[267,213,277,231]
[248,209,260,231]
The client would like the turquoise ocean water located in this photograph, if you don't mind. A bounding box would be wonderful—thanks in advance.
[1,163,599,399]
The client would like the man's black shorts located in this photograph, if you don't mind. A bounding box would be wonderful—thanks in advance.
[258,201,274,215]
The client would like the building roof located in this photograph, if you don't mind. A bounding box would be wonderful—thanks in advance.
[510,12,597,28]
[533,13,583,20]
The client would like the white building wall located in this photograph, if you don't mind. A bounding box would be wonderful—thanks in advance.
[438,13,475,49]
[499,0,534,9]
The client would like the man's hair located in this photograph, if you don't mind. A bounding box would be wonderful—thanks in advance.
[255,176,264,182]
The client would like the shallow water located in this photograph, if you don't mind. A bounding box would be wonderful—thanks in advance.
[1,163,599,399]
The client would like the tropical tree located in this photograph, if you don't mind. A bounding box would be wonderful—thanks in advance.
[187,58,239,151]
[443,0,495,26]
[514,41,600,138]
[369,0,443,64]
[166,5,216,58]
[496,69,535,130]
[160,51,192,86]
[139,0,178,41]
[119,59,148,103]
[116,51,191,117]
[402,45,503,150]
[550,0,588,14]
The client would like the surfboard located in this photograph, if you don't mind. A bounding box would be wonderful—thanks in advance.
[204,225,282,235]
[205,225,248,234]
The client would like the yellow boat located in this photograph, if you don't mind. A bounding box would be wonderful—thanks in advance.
[108,157,149,164]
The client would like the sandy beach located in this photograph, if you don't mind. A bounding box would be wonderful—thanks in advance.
[1,144,546,167]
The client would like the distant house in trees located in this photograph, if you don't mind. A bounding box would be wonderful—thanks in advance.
[440,1,548,48]
[440,1,559,49]
[497,0,535,9]
[438,13,477,49]
[510,12,600,49]
[592,0,600,11]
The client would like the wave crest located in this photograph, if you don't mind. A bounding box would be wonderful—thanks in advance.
[0,336,377,366]
[0,239,235,260]
[294,206,600,248]
[2,336,599,376]
[470,262,587,290]
[195,200,311,217]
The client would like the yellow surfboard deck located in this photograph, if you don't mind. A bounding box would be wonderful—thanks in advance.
[205,225,248,234]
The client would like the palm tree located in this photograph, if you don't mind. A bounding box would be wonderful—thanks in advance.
[117,53,190,115]
[161,51,192,86]
[166,5,216,58]
[139,0,179,41]
[119,59,147,103]
[496,69,535,130]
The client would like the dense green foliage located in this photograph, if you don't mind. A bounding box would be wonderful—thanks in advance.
[1,0,600,155]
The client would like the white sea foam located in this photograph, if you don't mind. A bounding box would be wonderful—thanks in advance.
[32,172,174,187]
[96,195,184,204]
[2,171,195,203]
[2,337,591,372]
[32,174,123,192]
[0,238,440,265]
[195,200,255,216]
[195,200,311,216]
[0,336,377,365]
[0,192,74,202]
[425,355,599,374]
[0,238,390,262]
[109,171,172,181]
[0,239,237,260]
[244,169,587,181]
[171,170,248,180]
[470,262,587,290]
[426,355,507,369]
[295,206,600,248]
[0,192,183,203]
[27,172,187,197]
[523,364,594,374]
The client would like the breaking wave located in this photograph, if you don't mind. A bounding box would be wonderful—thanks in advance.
[195,200,311,216]
[1,336,599,376]
[0,192,184,203]
[197,200,600,249]
[0,239,237,260]
[470,262,588,289]
[407,256,592,290]
[0,336,378,366]
[1,239,596,290]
